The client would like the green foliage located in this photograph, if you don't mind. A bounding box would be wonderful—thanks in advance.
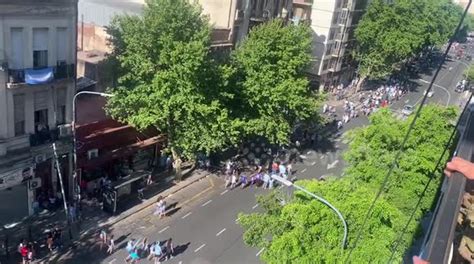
[355,0,463,81]
[105,0,238,161]
[229,20,321,145]
[465,65,474,83]
[239,105,458,263]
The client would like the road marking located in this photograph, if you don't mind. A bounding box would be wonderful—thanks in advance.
[311,161,317,166]
[301,168,307,173]
[179,262,182,264]
[220,190,229,195]
[138,226,146,229]
[202,200,212,207]
[418,78,451,106]
[320,155,325,159]
[158,226,170,233]
[299,155,307,159]
[327,160,339,170]
[182,212,192,219]
[216,228,226,236]
[306,150,313,155]
[194,243,206,252]
[108,259,116,264]
[256,248,265,257]
[181,181,214,206]
[252,204,259,209]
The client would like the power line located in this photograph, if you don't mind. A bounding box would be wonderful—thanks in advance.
[343,1,471,261]
[387,92,473,263]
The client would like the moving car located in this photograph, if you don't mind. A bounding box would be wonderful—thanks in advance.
[423,90,434,97]
[402,105,414,116]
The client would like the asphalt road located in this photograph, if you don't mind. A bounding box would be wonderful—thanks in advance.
[59,49,470,264]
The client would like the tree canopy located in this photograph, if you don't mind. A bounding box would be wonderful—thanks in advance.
[354,0,463,88]
[105,1,319,178]
[239,105,458,263]
[228,20,320,145]
[105,0,239,179]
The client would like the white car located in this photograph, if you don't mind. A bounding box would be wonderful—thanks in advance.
[423,90,434,97]
[402,105,414,116]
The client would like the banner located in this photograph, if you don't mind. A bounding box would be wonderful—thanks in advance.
[0,167,34,191]
[25,67,54,85]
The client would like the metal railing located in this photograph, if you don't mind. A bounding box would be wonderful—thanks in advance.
[418,106,474,263]
[7,64,75,84]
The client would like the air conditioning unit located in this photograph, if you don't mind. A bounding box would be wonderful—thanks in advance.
[88,149,99,160]
[29,178,42,190]
[35,154,46,164]
[58,124,72,137]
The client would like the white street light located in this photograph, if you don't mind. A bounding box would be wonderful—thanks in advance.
[271,174,348,249]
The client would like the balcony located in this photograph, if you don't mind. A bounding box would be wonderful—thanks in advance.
[7,64,75,87]
[29,128,59,147]
[419,103,474,263]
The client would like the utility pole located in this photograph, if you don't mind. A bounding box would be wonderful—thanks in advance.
[52,143,73,239]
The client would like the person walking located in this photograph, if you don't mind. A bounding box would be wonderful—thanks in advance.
[230,172,237,189]
[99,229,107,250]
[107,235,115,254]
[164,238,174,260]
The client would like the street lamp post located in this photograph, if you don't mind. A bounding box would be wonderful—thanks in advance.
[72,91,113,203]
[271,174,348,249]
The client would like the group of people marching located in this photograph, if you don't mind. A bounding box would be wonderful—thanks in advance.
[124,237,174,264]
[224,159,293,190]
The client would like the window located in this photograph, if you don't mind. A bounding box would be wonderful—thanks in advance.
[322,60,329,71]
[10,28,23,69]
[56,87,67,125]
[332,12,340,25]
[33,28,49,68]
[329,29,336,40]
[56,27,67,64]
[34,109,48,133]
[13,94,25,136]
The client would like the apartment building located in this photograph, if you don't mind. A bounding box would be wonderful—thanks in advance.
[293,0,367,90]
[0,0,77,224]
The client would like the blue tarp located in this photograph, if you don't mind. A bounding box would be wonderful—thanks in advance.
[25,67,54,84]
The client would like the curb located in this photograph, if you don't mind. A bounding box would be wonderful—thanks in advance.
[99,169,210,228]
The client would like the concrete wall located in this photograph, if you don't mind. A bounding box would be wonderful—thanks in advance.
[197,0,236,29]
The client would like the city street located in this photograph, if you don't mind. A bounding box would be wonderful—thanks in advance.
[44,51,470,264]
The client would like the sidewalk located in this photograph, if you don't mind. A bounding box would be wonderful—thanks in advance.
[0,167,213,264]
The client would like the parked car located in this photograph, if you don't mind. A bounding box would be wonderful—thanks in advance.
[402,105,414,116]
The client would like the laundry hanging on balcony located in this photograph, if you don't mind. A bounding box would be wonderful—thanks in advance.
[25,67,54,84]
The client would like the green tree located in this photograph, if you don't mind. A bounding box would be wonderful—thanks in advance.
[240,105,457,263]
[105,0,238,180]
[229,20,320,145]
[465,65,474,83]
[354,0,462,90]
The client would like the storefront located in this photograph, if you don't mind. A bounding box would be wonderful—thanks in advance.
[0,164,35,225]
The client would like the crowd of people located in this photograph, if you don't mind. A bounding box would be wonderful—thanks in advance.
[124,237,174,264]
[359,83,407,116]
[223,159,293,190]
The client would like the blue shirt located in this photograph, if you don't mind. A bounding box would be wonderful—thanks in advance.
[154,244,162,255]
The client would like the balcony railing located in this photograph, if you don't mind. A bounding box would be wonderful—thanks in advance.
[8,64,75,85]
[29,128,59,147]
[419,104,474,263]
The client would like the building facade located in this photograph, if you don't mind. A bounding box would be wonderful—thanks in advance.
[292,0,367,90]
[0,0,77,224]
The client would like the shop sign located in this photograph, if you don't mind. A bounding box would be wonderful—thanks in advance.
[0,167,35,191]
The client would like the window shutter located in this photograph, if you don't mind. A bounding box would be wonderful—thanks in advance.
[10,28,23,69]
[13,94,25,122]
[34,91,49,111]
[33,28,48,51]
[56,28,67,62]
[57,87,67,106]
